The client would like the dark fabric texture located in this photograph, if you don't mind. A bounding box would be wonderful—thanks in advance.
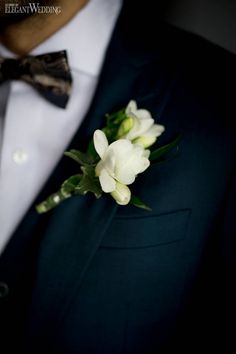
[0,50,72,108]
[0,1,236,353]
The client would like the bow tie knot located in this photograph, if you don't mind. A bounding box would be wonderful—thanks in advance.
[0,58,25,80]
[0,50,73,108]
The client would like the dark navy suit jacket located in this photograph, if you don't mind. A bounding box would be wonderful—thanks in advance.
[1,2,235,353]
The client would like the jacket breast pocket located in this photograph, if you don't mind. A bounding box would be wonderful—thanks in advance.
[100,209,191,249]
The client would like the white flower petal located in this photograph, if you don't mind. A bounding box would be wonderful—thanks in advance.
[93,130,108,160]
[95,160,103,177]
[138,157,150,172]
[108,139,133,161]
[115,145,150,184]
[132,143,148,158]
[143,149,151,159]
[135,109,152,120]
[146,124,165,137]
[125,100,137,115]
[99,168,116,193]
[116,167,136,185]
[103,152,116,177]
[126,117,154,140]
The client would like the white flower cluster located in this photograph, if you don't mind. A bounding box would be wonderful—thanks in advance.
[93,100,165,205]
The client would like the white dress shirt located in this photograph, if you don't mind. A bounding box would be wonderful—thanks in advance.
[0,0,122,253]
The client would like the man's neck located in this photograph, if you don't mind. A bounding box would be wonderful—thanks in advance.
[0,0,89,56]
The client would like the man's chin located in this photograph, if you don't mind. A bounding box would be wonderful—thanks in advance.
[0,13,33,32]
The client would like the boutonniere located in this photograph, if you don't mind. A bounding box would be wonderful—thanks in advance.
[36,100,179,213]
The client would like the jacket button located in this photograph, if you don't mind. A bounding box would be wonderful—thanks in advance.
[0,282,9,299]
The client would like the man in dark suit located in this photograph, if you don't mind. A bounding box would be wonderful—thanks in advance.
[0,0,235,353]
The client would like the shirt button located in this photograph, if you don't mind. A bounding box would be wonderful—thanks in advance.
[0,282,9,299]
[12,149,29,164]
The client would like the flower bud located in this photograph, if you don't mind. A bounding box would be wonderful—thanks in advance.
[117,117,134,138]
[111,182,131,205]
[133,135,157,148]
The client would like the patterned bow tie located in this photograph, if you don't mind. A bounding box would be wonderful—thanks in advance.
[0,50,72,109]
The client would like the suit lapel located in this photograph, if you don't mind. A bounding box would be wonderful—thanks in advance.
[9,10,180,341]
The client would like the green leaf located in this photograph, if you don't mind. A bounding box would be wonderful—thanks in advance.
[102,126,118,143]
[87,140,99,160]
[61,174,82,197]
[149,135,181,162]
[106,109,126,126]
[64,149,95,166]
[130,195,152,211]
[75,165,102,198]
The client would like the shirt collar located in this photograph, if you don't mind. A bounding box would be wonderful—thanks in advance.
[0,0,122,77]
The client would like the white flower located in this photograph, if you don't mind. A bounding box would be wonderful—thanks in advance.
[118,100,165,148]
[93,130,150,205]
